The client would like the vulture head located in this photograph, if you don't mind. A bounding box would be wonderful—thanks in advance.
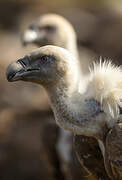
[21,14,77,49]
[6,45,78,90]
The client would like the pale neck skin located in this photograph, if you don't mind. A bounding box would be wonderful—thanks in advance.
[46,65,107,140]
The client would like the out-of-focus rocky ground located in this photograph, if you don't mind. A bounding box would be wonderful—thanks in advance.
[0,0,122,179]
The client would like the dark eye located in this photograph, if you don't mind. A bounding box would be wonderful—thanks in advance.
[44,25,56,32]
[41,55,50,64]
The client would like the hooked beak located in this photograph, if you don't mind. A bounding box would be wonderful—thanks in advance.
[21,29,45,46]
[6,56,40,82]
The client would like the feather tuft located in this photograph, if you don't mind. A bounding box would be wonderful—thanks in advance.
[87,58,122,118]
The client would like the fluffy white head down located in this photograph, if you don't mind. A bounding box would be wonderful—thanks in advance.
[86,58,122,118]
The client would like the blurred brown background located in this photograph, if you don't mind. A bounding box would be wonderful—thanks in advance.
[0,0,122,179]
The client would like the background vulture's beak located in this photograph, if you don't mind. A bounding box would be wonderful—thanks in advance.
[21,29,38,46]
[21,29,45,46]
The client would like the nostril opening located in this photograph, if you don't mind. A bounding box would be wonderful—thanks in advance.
[17,59,26,67]
[17,57,30,67]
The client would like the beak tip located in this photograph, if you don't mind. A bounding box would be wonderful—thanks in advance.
[6,68,15,82]
[6,56,30,82]
[6,61,22,82]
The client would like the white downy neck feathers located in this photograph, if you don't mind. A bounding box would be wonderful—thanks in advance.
[85,58,122,118]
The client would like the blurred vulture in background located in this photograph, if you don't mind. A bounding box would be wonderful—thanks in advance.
[21,14,109,180]
[22,13,90,180]
[21,12,122,180]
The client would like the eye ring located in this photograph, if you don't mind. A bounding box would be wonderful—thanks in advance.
[41,55,50,64]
